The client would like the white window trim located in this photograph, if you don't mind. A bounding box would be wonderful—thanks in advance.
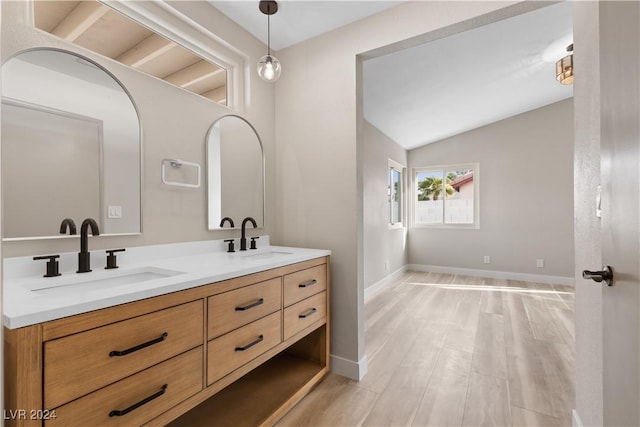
[412,162,480,229]
[388,158,406,229]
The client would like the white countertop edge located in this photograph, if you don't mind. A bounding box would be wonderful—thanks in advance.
[3,244,330,329]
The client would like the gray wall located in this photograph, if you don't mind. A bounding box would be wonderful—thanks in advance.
[408,99,574,279]
[363,120,408,290]
[573,1,603,425]
[1,1,276,257]
[275,1,521,378]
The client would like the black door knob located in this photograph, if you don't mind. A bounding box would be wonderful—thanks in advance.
[582,265,614,286]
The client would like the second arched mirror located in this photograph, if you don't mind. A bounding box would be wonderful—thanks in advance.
[206,115,264,229]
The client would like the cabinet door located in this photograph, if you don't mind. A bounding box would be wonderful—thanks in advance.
[44,300,203,408]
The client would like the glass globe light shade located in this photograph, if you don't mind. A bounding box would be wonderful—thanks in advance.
[257,54,281,82]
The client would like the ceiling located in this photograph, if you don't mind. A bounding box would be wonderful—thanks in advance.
[363,1,573,149]
[209,1,403,50]
[211,1,573,151]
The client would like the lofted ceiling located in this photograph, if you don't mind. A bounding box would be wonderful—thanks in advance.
[363,1,574,149]
[210,1,573,151]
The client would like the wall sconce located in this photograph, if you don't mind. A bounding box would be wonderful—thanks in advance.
[257,1,281,82]
[556,43,573,85]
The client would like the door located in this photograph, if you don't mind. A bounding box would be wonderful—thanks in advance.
[597,2,640,425]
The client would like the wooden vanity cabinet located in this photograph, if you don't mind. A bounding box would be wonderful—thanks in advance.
[4,256,330,427]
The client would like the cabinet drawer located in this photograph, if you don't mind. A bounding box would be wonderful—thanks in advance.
[283,264,327,307]
[208,277,282,339]
[207,311,281,385]
[283,292,327,341]
[46,347,203,427]
[45,300,203,409]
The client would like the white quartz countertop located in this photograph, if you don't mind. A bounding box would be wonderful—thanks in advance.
[3,239,330,329]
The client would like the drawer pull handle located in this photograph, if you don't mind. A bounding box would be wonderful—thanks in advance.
[235,335,264,351]
[299,279,318,288]
[109,332,168,357]
[109,384,168,417]
[299,308,318,319]
[235,298,264,311]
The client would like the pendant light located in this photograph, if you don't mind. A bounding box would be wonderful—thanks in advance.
[556,43,574,85]
[257,1,281,82]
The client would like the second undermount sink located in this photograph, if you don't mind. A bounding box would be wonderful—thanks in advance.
[31,266,185,296]
[241,250,292,262]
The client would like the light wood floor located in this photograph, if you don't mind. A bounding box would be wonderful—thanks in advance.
[276,271,575,427]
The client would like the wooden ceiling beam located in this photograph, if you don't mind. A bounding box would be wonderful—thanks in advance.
[51,2,110,42]
[202,87,227,104]
[164,61,225,89]
[117,34,175,68]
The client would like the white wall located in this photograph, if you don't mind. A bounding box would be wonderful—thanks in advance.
[408,99,574,279]
[1,0,275,257]
[275,0,523,378]
[363,120,408,290]
[573,2,603,425]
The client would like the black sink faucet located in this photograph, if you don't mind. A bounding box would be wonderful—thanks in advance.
[240,217,257,251]
[219,217,235,228]
[77,218,100,273]
[59,218,77,235]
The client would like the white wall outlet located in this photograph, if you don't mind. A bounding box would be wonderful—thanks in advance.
[384,260,389,271]
[108,205,122,219]
[536,259,545,268]
[483,255,491,264]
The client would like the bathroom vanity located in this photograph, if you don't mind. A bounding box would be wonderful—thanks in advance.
[3,241,330,426]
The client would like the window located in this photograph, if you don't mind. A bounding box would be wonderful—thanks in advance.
[388,159,405,227]
[414,163,479,227]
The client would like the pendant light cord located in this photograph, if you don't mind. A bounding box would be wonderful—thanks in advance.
[267,11,271,56]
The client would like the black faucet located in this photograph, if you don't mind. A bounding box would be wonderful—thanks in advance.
[240,217,257,251]
[59,218,77,235]
[219,217,235,228]
[77,218,100,273]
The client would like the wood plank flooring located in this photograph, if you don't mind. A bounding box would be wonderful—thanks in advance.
[276,271,575,427]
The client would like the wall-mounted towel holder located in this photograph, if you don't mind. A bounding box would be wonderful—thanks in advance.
[161,158,201,188]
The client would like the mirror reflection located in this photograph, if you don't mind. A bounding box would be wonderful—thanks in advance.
[1,48,141,240]
[207,115,264,229]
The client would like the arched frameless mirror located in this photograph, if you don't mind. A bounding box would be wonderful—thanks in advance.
[1,48,141,240]
[206,115,264,229]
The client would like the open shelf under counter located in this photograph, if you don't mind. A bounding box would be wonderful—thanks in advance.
[167,328,328,427]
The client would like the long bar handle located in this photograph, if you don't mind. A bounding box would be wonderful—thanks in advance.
[109,384,167,417]
[109,332,168,357]
[235,298,264,311]
[299,279,318,288]
[235,335,264,352]
[299,308,318,319]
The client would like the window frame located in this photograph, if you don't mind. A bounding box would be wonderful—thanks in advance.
[412,162,480,229]
[388,159,406,229]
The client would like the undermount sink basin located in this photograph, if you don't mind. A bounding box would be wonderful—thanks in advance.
[241,250,292,262]
[31,266,185,296]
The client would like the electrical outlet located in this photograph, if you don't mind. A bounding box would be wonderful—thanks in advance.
[483,255,491,264]
[536,259,545,268]
[384,260,389,271]
[108,205,122,219]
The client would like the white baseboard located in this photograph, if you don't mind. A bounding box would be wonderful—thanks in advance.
[572,409,583,427]
[364,265,408,301]
[330,354,368,380]
[407,264,574,286]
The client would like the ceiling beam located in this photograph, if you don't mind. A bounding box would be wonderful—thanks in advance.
[51,2,110,42]
[202,87,227,104]
[164,61,225,89]
[117,34,175,68]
